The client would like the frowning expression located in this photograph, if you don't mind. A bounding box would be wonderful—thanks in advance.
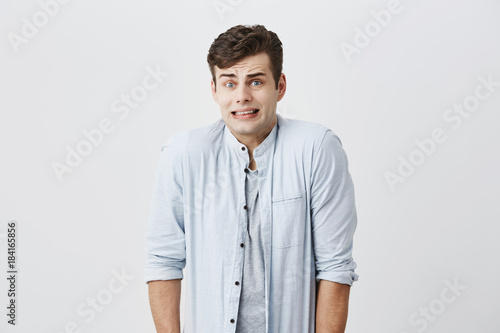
[211,52,286,142]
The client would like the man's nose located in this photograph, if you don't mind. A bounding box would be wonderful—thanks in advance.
[235,84,252,103]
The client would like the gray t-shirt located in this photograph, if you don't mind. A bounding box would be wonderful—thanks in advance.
[235,167,266,332]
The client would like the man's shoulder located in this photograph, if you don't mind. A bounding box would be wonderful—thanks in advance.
[161,117,224,151]
[277,114,334,144]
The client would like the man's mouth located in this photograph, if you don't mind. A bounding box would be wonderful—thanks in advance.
[231,109,259,116]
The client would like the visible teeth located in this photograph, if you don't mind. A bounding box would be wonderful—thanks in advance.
[234,110,258,115]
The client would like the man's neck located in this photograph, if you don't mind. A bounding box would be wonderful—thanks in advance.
[229,116,276,171]
[233,117,277,154]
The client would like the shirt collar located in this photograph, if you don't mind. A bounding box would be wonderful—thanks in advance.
[223,113,282,157]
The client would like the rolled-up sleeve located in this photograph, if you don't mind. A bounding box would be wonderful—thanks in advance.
[311,129,358,286]
[144,135,186,284]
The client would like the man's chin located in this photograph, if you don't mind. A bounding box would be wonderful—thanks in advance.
[225,120,259,135]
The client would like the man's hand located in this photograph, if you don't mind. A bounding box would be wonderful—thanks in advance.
[315,280,351,333]
[148,279,182,333]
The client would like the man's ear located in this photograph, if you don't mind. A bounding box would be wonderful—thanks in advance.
[277,73,287,102]
[211,80,218,103]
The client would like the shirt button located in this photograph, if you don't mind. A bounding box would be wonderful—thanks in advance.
[230,319,235,323]
[241,147,246,151]
[235,281,240,286]
[244,168,249,173]
[240,243,244,247]
[243,205,248,210]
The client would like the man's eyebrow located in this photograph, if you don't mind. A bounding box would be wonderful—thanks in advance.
[218,73,236,79]
[218,72,267,79]
[247,72,266,78]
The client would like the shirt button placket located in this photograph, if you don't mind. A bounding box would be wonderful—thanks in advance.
[233,147,247,329]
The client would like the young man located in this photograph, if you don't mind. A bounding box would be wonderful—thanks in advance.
[145,24,358,333]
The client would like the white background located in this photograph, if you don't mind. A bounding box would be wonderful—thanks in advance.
[1,0,499,332]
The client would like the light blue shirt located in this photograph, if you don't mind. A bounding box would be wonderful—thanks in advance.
[144,113,358,333]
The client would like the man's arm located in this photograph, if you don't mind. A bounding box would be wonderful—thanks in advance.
[145,136,187,332]
[148,279,181,333]
[310,129,358,330]
[316,280,351,333]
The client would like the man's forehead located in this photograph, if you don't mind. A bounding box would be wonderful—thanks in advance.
[216,53,271,74]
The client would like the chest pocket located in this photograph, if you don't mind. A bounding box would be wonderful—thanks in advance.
[272,190,307,248]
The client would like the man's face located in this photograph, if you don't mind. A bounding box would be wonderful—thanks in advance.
[211,52,286,143]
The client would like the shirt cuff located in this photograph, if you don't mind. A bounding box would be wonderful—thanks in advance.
[145,266,184,284]
[316,270,359,286]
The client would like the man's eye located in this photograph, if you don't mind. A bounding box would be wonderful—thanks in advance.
[251,80,262,86]
[225,82,235,88]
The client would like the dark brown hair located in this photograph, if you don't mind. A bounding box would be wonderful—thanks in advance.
[207,24,283,90]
